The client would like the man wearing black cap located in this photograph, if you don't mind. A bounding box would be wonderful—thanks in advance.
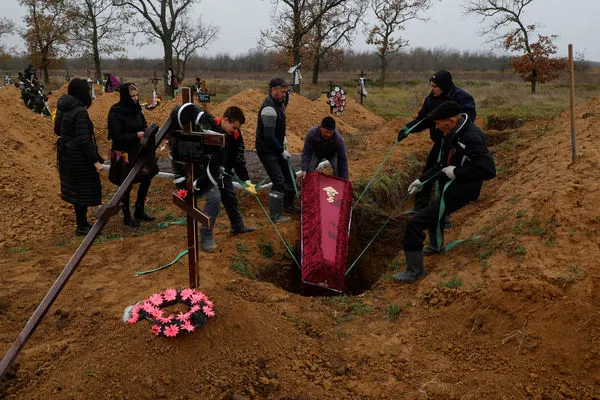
[256,77,296,223]
[393,101,495,284]
[399,69,476,215]
[300,116,349,180]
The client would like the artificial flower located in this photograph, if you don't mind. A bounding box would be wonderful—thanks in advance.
[151,325,161,335]
[164,325,180,337]
[203,306,215,317]
[164,289,178,302]
[181,320,195,332]
[149,293,164,306]
[180,288,195,300]
[177,189,188,199]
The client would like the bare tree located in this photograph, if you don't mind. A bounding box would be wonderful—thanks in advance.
[367,0,430,87]
[464,0,566,94]
[262,0,349,91]
[0,18,15,54]
[72,0,130,82]
[173,15,218,83]
[21,0,74,83]
[112,0,200,95]
[309,0,367,84]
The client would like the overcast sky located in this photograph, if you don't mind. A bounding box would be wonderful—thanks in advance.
[3,0,598,62]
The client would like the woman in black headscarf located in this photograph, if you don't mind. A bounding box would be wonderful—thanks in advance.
[54,78,104,236]
[107,83,156,227]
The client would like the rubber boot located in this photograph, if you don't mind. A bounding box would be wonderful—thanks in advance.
[134,201,155,222]
[392,250,427,283]
[230,225,256,236]
[122,204,140,228]
[284,190,301,214]
[423,229,445,255]
[269,191,291,223]
[74,205,91,236]
[200,227,217,252]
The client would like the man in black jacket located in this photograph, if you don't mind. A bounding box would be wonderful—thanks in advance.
[393,101,496,284]
[399,70,477,215]
[256,77,296,223]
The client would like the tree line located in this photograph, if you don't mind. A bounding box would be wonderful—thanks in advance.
[0,0,592,95]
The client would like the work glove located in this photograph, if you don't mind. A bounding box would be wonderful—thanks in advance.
[408,179,422,195]
[397,126,409,142]
[442,166,456,180]
[281,150,291,161]
[244,180,257,195]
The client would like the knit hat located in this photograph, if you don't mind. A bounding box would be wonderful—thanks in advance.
[321,116,336,130]
[429,69,453,94]
[68,78,92,108]
[427,101,463,121]
[269,77,292,88]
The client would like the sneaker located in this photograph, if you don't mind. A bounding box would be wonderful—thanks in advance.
[230,226,256,236]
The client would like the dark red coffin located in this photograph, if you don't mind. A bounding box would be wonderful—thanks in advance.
[301,172,353,292]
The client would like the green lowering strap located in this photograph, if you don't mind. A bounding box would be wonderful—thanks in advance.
[287,159,301,202]
[135,249,189,276]
[434,179,454,252]
[222,171,301,270]
[352,117,428,211]
[345,170,442,276]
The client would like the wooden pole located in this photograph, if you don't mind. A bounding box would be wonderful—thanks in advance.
[568,44,576,163]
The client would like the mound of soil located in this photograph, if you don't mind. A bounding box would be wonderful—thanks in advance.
[2,83,600,400]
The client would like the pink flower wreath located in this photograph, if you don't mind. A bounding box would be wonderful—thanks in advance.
[126,288,214,337]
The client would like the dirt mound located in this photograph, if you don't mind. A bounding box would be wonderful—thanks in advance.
[46,82,104,113]
[0,85,70,247]
[316,93,385,129]
[3,86,600,399]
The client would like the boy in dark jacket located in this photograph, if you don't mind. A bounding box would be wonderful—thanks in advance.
[394,101,496,284]
[173,106,255,252]
[399,70,477,215]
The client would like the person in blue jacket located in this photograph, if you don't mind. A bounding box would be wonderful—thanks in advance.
[398,70,476,216]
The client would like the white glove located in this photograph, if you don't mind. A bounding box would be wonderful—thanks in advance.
[281,150,291,160]
[408,179,422,195]
[442,166,456,180]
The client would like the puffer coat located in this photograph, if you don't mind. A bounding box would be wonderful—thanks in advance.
[54,94,102,206]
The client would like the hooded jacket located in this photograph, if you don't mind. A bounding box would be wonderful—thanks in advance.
[107,83,147,156]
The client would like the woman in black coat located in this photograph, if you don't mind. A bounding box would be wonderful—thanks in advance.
[107,83,155,227]
[54,78,104,236]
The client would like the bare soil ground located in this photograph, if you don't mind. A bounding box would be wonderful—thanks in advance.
[1,83,600,399]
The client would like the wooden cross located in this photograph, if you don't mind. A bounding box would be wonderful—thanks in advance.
[171,87,224,288]
[196,79,216,112]
[149,71,162,92]
[354,71,370,105]
[322,81,336,114]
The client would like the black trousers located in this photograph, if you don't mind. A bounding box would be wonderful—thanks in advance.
[257,151,295,195]
[403,184,471,252]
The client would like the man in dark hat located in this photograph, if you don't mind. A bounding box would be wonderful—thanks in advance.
[300,116,348,179]
[393,101,496,284]
[398,69,476,216]
[256,76,296,223]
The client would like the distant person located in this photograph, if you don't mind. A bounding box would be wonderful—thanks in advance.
[398,69,476,216]
[108,83,158,228]
[300,116,348,180]
[167,67,174,97]
[393,101,495,283]
[54,78,104,236]
[255,77,297,223]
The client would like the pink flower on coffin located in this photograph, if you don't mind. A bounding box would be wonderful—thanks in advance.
[181,320,195,332]
[149,293,164,306]
[203,306,215,317]
[177,312,190,322]
[177,189,188,199]
[151,325,161,335]
[164,324,180,337]
[180,288,195,300]
[164,289,177,302]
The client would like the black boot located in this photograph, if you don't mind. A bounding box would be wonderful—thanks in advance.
[134,201,155,222]
[284,190,301,214]
[269,191,291,223]
[230,225,256,235]
[122,204,140,228]
[423,229,445,255]
[74,205,91,236]
[393,250,427,283]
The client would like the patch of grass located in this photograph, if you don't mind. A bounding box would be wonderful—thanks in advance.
[163,212,176,221]
[235,241,249,253]
[54,239,70,247]
[9,247,29,253]
[230,254,250,277]
[324,296,371,316]
[439,276,463,289]
[515,210,527,218]
[383,304,402,320]
[257,237,274,258]
[96,232,123,244]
